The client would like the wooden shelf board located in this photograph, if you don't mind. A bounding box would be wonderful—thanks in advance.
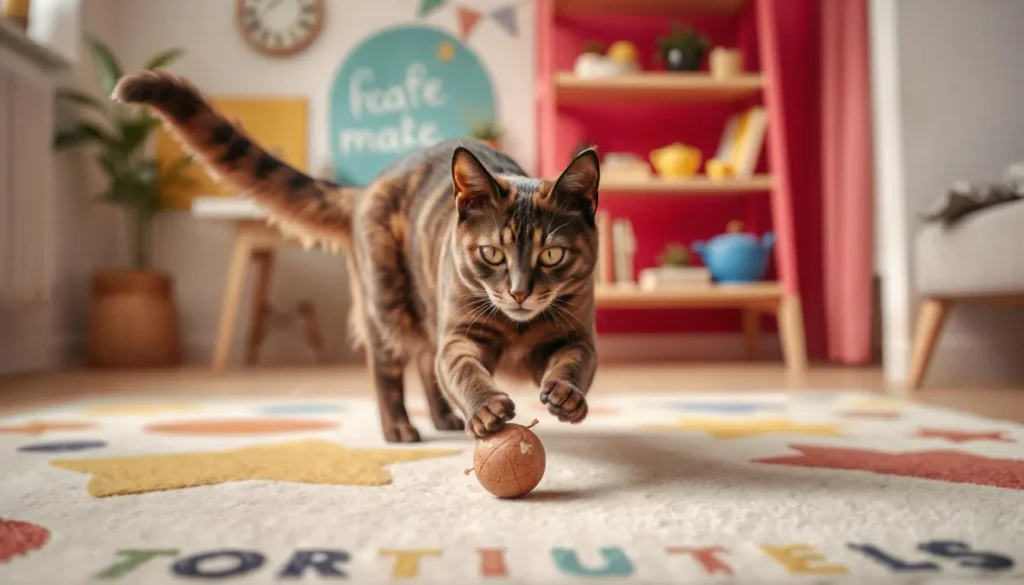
[595,282,782,309]
[601,175,772,195]
[555,73,763,104]
[554,0,748,16]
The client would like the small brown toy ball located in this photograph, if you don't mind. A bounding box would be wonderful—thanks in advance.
[464,419,546,498]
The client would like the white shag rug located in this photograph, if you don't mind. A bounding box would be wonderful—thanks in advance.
[1,390,1023,584]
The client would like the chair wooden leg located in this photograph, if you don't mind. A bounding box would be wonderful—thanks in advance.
[212,226,255,371]
[244,249,277,366]
[743,309,761,360]
[776,295,808,374]
[907,298,950,391]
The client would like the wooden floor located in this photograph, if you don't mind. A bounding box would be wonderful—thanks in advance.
[2,363,1024,423]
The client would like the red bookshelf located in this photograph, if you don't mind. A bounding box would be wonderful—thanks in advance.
[534,0,806,372]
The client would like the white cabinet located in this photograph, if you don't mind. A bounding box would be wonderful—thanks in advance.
[0,19,69,373]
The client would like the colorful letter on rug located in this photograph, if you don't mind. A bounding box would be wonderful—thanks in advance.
[50,440,460,497]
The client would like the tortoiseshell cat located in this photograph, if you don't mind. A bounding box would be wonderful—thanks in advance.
[112,71,600,442]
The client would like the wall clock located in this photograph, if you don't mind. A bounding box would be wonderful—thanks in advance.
[236,0,325,58]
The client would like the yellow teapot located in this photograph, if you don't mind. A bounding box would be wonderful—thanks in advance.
[649,143,702,178]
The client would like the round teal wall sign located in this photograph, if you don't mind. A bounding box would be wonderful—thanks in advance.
[329,25,497,186]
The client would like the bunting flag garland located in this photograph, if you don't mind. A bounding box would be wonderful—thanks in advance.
[490,5,519,37]
[456,7,483,40]
[417,0,446,18]
[415,0,522,40]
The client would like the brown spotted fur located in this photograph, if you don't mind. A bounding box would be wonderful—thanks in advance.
[112,70,601,442]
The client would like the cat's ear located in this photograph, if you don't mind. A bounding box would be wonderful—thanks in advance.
[550,148,600,216]
[452,146,500,217]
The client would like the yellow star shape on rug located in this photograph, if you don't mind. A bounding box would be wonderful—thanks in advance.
[645,417,843,439]
[50,440,460,497]
[847,397,904,409]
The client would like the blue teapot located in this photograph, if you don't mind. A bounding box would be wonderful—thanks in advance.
[691,221,775,284]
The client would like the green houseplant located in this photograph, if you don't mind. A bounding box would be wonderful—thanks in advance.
[639,241,711,290]
[54,37,193,368]
[469,116,503,150]
[657,242,693,267]
[656,23,709,72]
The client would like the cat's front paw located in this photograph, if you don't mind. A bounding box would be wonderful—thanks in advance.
[540,380,588,424]
[467,393,516,438]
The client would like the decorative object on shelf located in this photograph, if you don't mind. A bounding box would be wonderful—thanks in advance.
[692,221,775,285]
[612,218,637,286]
[601,152,652,182]
[650,143,702,178]
[639,243,711,290]
[705,159,734,180]
[2,0,29,30]
[54,38,192,368]
[655,23,709,72]
[468,114,502,149]
[249,301,328,365]
[594,211,614,284]
[709,47,743,79]
[707,106,768,180]
[606,40,640,67]
[236,0,324,58]
[572,41,639,79]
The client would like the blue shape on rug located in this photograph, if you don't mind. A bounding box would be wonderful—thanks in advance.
[18,440,107,453]
[258,403,345,415]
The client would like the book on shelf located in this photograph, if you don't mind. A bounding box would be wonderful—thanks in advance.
[712,106,768,178]
[638,266,712,291]
[594,211,614,284]
[611,218,636,286]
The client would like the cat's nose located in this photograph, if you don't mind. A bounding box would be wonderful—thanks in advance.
[511,291,529,305]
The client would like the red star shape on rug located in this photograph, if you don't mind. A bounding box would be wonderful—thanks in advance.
[914,428,1014,443]
[0,422,95,436]
[0,519,50,562]
[755,444,1024,490]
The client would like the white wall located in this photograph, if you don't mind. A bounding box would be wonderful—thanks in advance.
[63,0,535,365]
[872,0,1024,386]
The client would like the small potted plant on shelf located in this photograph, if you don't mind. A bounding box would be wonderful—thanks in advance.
[638,242,711,290]
[470,116,503,150]
[656,23,710,72]
[54,36,194,369]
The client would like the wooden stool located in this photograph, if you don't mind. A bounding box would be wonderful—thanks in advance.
[211,220,296,370]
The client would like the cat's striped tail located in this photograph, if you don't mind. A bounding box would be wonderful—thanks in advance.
[111,70,354,253]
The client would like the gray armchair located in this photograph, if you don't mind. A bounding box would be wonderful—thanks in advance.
[908,164,1024,388]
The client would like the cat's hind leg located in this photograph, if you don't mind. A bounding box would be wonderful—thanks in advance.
[366,331,419,443]
[416,348,464,431]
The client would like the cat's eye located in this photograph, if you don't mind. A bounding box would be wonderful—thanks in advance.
[539,247,567,267]
[479,246,505,265]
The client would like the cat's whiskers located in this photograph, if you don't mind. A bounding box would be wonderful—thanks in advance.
[551,297,588,331]
[545,304,571,338]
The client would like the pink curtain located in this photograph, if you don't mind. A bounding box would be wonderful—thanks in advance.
[756,0,875,364]
[820,0,875,363]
